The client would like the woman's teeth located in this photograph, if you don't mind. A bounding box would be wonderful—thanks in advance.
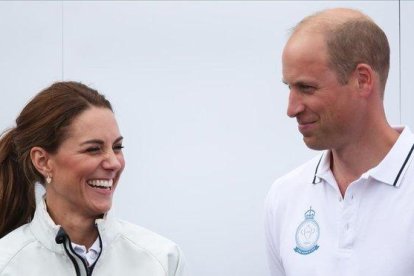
[87,179,113,190]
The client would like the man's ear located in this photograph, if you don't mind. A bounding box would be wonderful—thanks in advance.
[30,146,52,178]
[354,63,374,97]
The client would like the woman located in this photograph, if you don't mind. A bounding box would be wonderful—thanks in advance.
[0,81,186,276]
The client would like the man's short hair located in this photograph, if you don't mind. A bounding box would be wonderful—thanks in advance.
[326,19,390,94]
[293,10,390,96]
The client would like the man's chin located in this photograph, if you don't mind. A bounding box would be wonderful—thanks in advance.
[303,136,327,151]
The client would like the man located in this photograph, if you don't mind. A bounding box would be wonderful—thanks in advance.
[265,8,414,276]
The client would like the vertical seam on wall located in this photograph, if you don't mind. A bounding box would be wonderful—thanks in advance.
[399,0,401,124]
[61,1,64,80]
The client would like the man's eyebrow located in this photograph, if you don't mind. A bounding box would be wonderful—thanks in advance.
[285,80,315,87]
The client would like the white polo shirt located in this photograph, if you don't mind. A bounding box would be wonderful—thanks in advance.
[265,126,414,276]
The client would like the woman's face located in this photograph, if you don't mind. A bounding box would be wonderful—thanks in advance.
[45,107,125,220]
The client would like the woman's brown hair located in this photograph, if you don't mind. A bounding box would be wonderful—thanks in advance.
[0,81,112,238]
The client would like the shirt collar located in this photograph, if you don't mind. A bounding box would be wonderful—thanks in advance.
[72,238,101,266]
[312,151,333,186]
[30,197,119,254]
[72,238,101,254]
[368,126,414,187]
[313,126,414,187]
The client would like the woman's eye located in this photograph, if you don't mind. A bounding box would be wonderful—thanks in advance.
[113,145,124,151]
[85,147,101,153]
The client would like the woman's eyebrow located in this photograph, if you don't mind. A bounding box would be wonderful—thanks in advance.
[114,136,123,144]
[80,139,104,146]
[80,136,123,146]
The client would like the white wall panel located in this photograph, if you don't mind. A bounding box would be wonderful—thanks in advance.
[401,1,414,129]
[0,1,62,132]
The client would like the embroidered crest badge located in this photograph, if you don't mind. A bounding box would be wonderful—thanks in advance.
[294,207,320,255]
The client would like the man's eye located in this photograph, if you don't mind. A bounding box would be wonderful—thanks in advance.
[298,84,315,93]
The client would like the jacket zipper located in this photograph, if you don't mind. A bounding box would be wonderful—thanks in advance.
[55,226,103,276]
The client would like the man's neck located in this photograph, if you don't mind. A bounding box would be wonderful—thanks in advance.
[331,126,400,196]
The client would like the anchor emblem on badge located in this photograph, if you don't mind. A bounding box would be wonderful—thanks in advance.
[294,207,320,255]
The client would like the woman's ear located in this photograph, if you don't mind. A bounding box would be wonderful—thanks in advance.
[30,147,52,178]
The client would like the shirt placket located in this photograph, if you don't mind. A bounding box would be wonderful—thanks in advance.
[337,179,362,276]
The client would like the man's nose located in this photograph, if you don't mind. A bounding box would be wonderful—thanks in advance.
[287,90,305,118]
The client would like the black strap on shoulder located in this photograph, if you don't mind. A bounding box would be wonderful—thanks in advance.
[312,154,323,184]
[393,144,414,186]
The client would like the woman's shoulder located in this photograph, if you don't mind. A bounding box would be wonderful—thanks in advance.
[116,220,180,252]
[104,219,185,274]
[0,224,36,272]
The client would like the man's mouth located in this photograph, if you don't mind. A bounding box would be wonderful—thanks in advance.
[298,120,317,134]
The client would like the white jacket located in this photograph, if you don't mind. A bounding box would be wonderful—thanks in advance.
[0,199,186,276]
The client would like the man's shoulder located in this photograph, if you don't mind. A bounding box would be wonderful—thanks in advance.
[275,154,322,185]
[267,154,323,199]
[0,224,35,273]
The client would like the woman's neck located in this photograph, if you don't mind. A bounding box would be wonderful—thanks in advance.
[45,199,99,248]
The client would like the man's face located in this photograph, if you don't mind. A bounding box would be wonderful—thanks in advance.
[282,31,358,151]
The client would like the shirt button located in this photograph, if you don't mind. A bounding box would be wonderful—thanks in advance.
[338,196,343,202]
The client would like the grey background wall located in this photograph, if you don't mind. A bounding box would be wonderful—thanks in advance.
[1,1,412,275]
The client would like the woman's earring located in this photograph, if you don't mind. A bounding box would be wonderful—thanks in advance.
[46,175,52,184]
